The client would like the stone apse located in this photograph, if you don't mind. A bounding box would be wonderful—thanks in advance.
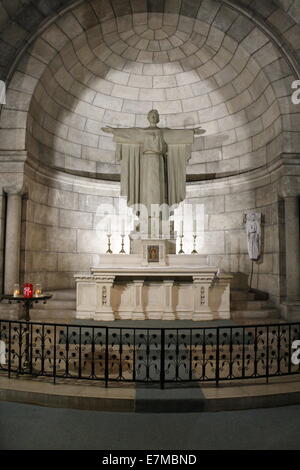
[0,0,299,319]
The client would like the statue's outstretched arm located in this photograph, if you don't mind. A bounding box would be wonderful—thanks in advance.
[101,126,115,134]
[194,127,206,136]
[101,127,143,144]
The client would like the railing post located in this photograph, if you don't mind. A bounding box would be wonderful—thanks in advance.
[288,324,292,376]
[119,328,123,380]
[8,322,11,378]
[91,327,95,379]
[160,329,165,389]
[266,325,269,384]
[29,323,33,375]
[41,324,45,376]
[105,327,109,387]
[189,328,192,382]
[229,327,233,379]
[216,328,219,386]
[133,329,136,383]
[53,324,56,384]
[66,326,69,377]
[18,323,22,373]
[254,327,258,377]
[242,327,245,379]
[277,324,281,376]
[78,326,82,380]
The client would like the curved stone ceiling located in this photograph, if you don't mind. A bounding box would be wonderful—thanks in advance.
[7,1,294,179]
[0,0,299,82]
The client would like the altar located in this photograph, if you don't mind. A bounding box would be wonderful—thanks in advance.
[75,249,232,321]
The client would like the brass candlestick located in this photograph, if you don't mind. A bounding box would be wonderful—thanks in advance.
[106,234,112,254]
[191,234,198,254]
[119,234,126,254]
[178,234,184,254]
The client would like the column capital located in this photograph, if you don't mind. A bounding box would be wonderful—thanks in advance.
[278,176,300,198]
[3,184,24,196]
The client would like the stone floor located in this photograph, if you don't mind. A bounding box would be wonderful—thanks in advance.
[1,399,300,449]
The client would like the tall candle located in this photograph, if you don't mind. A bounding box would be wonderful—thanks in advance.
[121,219,125,236]
[107,218,111,235]
[180,220,184,236]
[193,219,197,234]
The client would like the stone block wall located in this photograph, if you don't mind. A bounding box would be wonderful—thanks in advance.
[22,164,119,290]
[186,169,283,305]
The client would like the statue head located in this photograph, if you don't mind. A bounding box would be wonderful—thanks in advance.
[147,109,159,126]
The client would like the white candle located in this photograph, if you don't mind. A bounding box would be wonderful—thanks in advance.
[107,218,111,235]
[180,220,184,236]
[121,219,125,236]
[193,219,197,234]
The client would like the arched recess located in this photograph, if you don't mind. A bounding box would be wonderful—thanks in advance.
[0,0,298,302]
[0,0,300,82]
[0,0,298,178]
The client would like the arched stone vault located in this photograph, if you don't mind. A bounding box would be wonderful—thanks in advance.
[0,0,300,82]
[0,0,299,179]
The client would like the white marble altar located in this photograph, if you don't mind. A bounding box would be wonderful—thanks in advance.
[75,248,232,321]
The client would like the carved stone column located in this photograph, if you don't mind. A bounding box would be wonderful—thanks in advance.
[192,274,214,321]
[132,280,145,320]
[75,273,96,320]
[285,197,300,301]
[4,188,23,294]
[95,276,115,321]
[209,273,233,320]
[162,280,175,320]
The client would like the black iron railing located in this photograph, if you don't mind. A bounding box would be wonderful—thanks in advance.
[0,319,300,388]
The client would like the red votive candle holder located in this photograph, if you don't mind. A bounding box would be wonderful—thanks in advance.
[23,283,33,298]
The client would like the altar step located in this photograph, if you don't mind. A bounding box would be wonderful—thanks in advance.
[28,288,281,322]
[230,289,280,320]
[31,289,76,320]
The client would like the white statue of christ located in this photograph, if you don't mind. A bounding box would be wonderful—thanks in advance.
[102,109,205,211]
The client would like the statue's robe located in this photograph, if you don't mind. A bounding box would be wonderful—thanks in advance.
[113,127,194,211]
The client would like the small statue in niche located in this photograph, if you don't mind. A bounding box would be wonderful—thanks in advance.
[244,212,262,261]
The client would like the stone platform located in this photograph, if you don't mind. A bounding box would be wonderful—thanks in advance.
[1,374,300,413]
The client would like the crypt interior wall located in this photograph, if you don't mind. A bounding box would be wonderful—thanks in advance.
[18,162,284,306]
[0,0,299,309]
